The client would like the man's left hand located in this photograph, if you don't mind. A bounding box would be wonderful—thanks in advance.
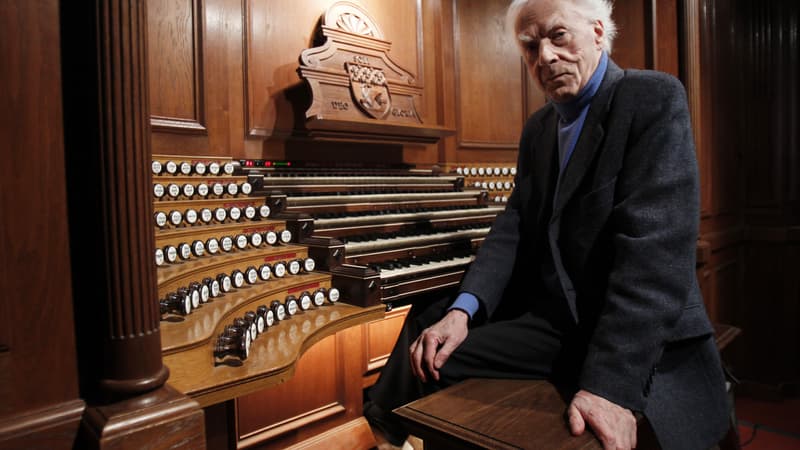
[567,390,637,450]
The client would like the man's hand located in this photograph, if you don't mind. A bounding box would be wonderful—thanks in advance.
[567,390,637,450]
[409,309,469,383]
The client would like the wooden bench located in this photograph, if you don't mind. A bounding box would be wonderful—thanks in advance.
[393,324,741,450]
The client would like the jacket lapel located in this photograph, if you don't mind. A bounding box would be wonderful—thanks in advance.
[530,109,559,226]
[551,61,624,219]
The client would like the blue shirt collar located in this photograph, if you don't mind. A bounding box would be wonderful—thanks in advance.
[552,51,608,123]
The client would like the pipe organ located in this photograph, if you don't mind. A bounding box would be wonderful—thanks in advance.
[151,152,517,448]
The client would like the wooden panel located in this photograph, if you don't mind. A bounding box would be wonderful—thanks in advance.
[235,325,371,449]
[709,248,742,327]
[148,0,207,133]
[742,1,783,213]
[151,0,247,157]
[690,0,799,390]
[363,305,411,387]
[236,335,341,437]
[610,0,648,69]
[738,240,800,384]
[654,0,679,76]
[453,0,525,150]
[0,400,84,450]
[0,0,80,418]
[245,0,423,138]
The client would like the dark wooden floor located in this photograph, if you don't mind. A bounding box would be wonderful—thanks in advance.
[736,394,800,450]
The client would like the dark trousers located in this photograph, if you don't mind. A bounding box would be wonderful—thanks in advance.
[367,293,584,414]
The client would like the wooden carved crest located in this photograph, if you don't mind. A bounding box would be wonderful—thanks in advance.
[298,1,451,142]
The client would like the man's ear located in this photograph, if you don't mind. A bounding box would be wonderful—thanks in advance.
[593,20,605,49]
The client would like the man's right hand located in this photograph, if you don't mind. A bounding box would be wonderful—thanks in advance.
[409,309,470,382]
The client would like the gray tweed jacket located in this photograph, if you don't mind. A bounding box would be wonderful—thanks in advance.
[460,59,730,449]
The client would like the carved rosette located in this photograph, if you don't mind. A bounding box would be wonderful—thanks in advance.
[298,1,424,129]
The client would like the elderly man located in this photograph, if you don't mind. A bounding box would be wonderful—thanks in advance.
[365,0,730,449]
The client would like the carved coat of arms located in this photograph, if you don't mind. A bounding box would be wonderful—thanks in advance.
[346,62,391,119]
[297,1,454,142]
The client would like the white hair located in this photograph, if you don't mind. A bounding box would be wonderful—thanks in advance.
[506,0,618,54]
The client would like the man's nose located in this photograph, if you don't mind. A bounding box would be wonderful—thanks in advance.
[537,40,557,66]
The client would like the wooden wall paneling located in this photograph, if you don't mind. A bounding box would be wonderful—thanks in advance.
[404,0,442,167]
[786,2,800,222]
[433,0,459,165]
[150,0,248,157]
[0,0,84,446]
[610,0,648,69]
[680,0,711,221]
[708,0,743,219]
[362,305,411,388]
[699,0,744,223]
[707,247,743,326]
[148,0,207,134]
[453,0,524,153]
[743,1,782,216]
[235,326,372,449]
[236,336,342,439]
[784,2,799,223]
[653,0,680,77]
[738,242,800,384]
[698,0,717,220]
[205,0,247,158]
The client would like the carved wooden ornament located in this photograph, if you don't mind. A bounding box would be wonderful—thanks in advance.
[298,1,451,142]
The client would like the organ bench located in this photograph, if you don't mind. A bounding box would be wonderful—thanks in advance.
[394,323,742,450]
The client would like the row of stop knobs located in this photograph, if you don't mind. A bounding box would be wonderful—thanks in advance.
[213,287,340,361]
[159,257,316,317]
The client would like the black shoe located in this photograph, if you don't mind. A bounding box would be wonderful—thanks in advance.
[364,400,408,447]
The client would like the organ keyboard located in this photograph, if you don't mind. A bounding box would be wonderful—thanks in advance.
[244,162,510,308]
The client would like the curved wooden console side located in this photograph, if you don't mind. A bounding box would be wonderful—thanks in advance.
[164,302,383,407]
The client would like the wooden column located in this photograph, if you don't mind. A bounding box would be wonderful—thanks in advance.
[60,0,205,447]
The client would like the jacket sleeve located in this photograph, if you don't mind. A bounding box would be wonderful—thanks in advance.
[578,72,702,412]
[458,119,537,318]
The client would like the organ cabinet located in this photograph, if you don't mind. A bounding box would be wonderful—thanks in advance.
[152,154,383,448]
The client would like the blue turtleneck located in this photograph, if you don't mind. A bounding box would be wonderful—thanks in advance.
[448,52,609,321]
[553,51,608,170]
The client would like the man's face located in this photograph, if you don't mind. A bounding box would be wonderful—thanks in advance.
[517,0,604,102]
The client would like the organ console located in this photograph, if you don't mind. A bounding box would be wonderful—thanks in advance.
[151,153,518,411]
[243,161,510,308]
[152,154,384,408]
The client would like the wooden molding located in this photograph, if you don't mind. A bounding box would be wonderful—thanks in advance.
[238,402,346,443]
[0,400,85,448]
[79,385,204,449]
[148,0,207,134]
[277,417,376,450]
[151,117,208,134]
